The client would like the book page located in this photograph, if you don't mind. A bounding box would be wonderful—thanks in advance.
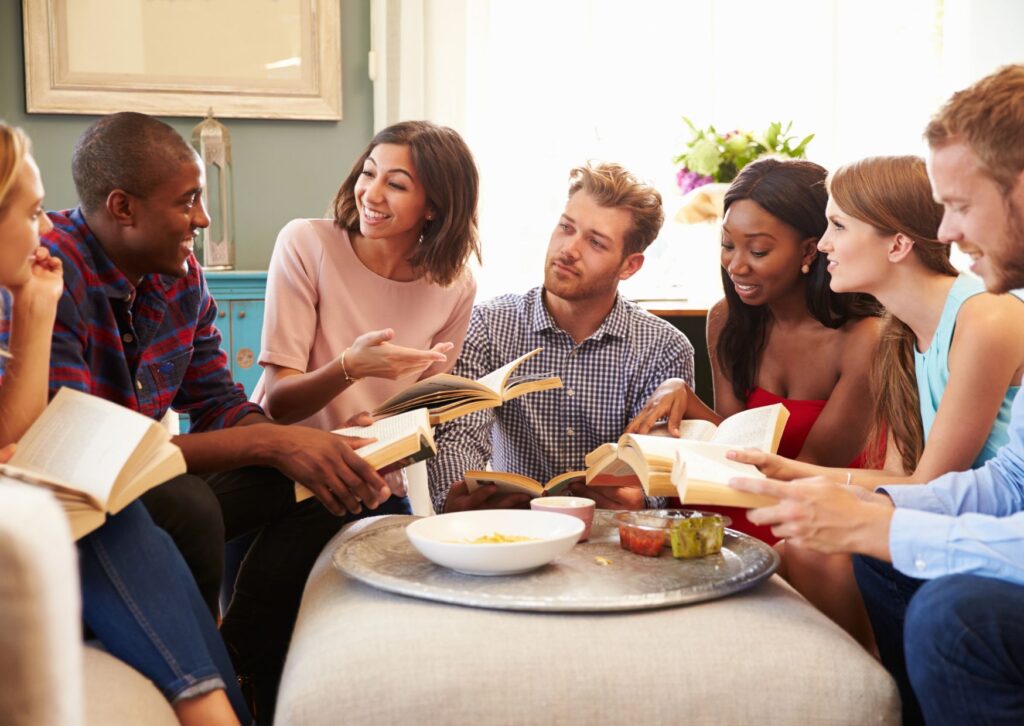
[675,419,718,442]
[464,470,542,496]
[8,388,154,508]
[477,348,541,396]
[671,448,776,508]
[333,408,431,461]
[374,374,490,415]
[674,441,764,483]
[709,403,787,451]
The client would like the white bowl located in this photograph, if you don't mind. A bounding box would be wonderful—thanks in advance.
[406,509,584,576]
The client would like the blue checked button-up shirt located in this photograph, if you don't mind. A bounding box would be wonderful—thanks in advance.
[427,286,695,513]
[881,385,1024,585]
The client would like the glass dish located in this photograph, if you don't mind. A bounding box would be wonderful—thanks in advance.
[615,509,728,558]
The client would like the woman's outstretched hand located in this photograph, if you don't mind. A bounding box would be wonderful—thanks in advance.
[626,378,690,435]
[726,448,819,481]
[345,329,453,381]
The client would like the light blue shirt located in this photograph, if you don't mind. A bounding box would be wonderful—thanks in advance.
[882,385,1024,585]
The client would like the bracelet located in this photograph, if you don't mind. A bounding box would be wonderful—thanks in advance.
[339,348,359,383]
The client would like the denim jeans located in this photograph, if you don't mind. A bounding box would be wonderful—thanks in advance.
[79,500,250,723]
[208,465,411,722]
[854,555,1024,725]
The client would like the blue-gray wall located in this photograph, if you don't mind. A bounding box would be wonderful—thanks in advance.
[0,1,374,270]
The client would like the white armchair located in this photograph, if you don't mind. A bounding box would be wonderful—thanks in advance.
[0,481,176,725]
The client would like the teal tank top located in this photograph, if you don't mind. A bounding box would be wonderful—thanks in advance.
[916,274,1022,466]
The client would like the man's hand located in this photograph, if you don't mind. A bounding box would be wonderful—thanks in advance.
[442,480,531,513]
[567,480,645,510]
[346,329,453,381]
[726,448,820,481]
[268,425,392,516]
[626,378,690,436]
[729,475,895,559]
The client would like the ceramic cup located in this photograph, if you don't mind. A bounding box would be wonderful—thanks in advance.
[530,496,596,541]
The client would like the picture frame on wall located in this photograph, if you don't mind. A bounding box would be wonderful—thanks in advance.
[22,0,342,120]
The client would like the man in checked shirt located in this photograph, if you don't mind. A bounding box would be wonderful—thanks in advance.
[428,162,695,514]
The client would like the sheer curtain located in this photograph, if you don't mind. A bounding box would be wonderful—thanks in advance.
[372,0,1019,301]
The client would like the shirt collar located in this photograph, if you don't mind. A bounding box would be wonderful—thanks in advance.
[528,286,630,341]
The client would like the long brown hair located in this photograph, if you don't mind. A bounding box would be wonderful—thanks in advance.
[828,156,956,473]
[331,120,481,287]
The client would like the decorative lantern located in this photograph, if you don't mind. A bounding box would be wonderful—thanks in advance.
[191,110,235,270]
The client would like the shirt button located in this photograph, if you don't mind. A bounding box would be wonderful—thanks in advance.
[914,557,927,572]
[136,380,143,391]
[566,427,575,436]
[123,333,134,343]
[566,389,575,397]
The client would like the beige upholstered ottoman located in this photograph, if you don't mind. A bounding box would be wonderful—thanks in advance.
[277,517,899,725]
[0,482,176,726]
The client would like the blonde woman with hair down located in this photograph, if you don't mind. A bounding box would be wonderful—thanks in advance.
[0,121,249,725]
[730,155,1024,648]
[0,124,63,446]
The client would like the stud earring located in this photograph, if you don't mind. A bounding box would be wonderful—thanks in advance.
[801,263,810,274]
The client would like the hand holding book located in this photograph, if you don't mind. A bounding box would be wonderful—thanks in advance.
[587,403,790,507]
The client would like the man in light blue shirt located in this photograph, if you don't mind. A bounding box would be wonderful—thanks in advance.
[731,64,1024,726]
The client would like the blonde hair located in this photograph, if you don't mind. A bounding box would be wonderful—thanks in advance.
[0,123,31,217]
[925,64,1024,193]
[828,156,956,473]
[567,162,664,255]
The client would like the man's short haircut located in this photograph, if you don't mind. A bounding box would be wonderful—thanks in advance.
[567,162,664,255]
[72,112,198,212]
[925,64,1024,193]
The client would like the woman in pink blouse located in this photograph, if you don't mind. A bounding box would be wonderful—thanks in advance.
[253,121,479,451]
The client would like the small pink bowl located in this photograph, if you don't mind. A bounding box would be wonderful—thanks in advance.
[530,496,596,541]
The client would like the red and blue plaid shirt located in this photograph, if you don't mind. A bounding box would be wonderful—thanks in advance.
[1,207,262,431]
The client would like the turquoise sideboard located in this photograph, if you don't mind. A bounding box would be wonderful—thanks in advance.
[178,271,267,432]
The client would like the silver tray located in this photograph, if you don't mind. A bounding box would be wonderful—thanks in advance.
[332,511,779,612]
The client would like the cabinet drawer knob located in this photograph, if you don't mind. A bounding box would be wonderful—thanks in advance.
[238,310,246,319]
[218,311,226,318]
[236,348,254,369]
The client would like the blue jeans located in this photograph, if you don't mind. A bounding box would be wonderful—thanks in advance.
[79,500,250,723]
[854,555,1024,725]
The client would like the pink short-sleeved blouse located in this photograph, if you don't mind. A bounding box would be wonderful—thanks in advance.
[251,218,476,431]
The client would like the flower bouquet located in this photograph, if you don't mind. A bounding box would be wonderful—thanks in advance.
[673,119,814,222]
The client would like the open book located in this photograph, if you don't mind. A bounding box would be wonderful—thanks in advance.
[464,469,585,498]
[295,407,435,502]
[372,348,562,425]
[585,403,789,504]
[0,387,186,539]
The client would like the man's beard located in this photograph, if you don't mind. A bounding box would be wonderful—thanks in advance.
[987,195,1024,294]
[544,263,618,303]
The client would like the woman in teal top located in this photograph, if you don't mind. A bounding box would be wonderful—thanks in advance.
[730,156,1024,650]
[916,273,1021,466]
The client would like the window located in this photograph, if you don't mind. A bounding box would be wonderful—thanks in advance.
[375,0,1018,300]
